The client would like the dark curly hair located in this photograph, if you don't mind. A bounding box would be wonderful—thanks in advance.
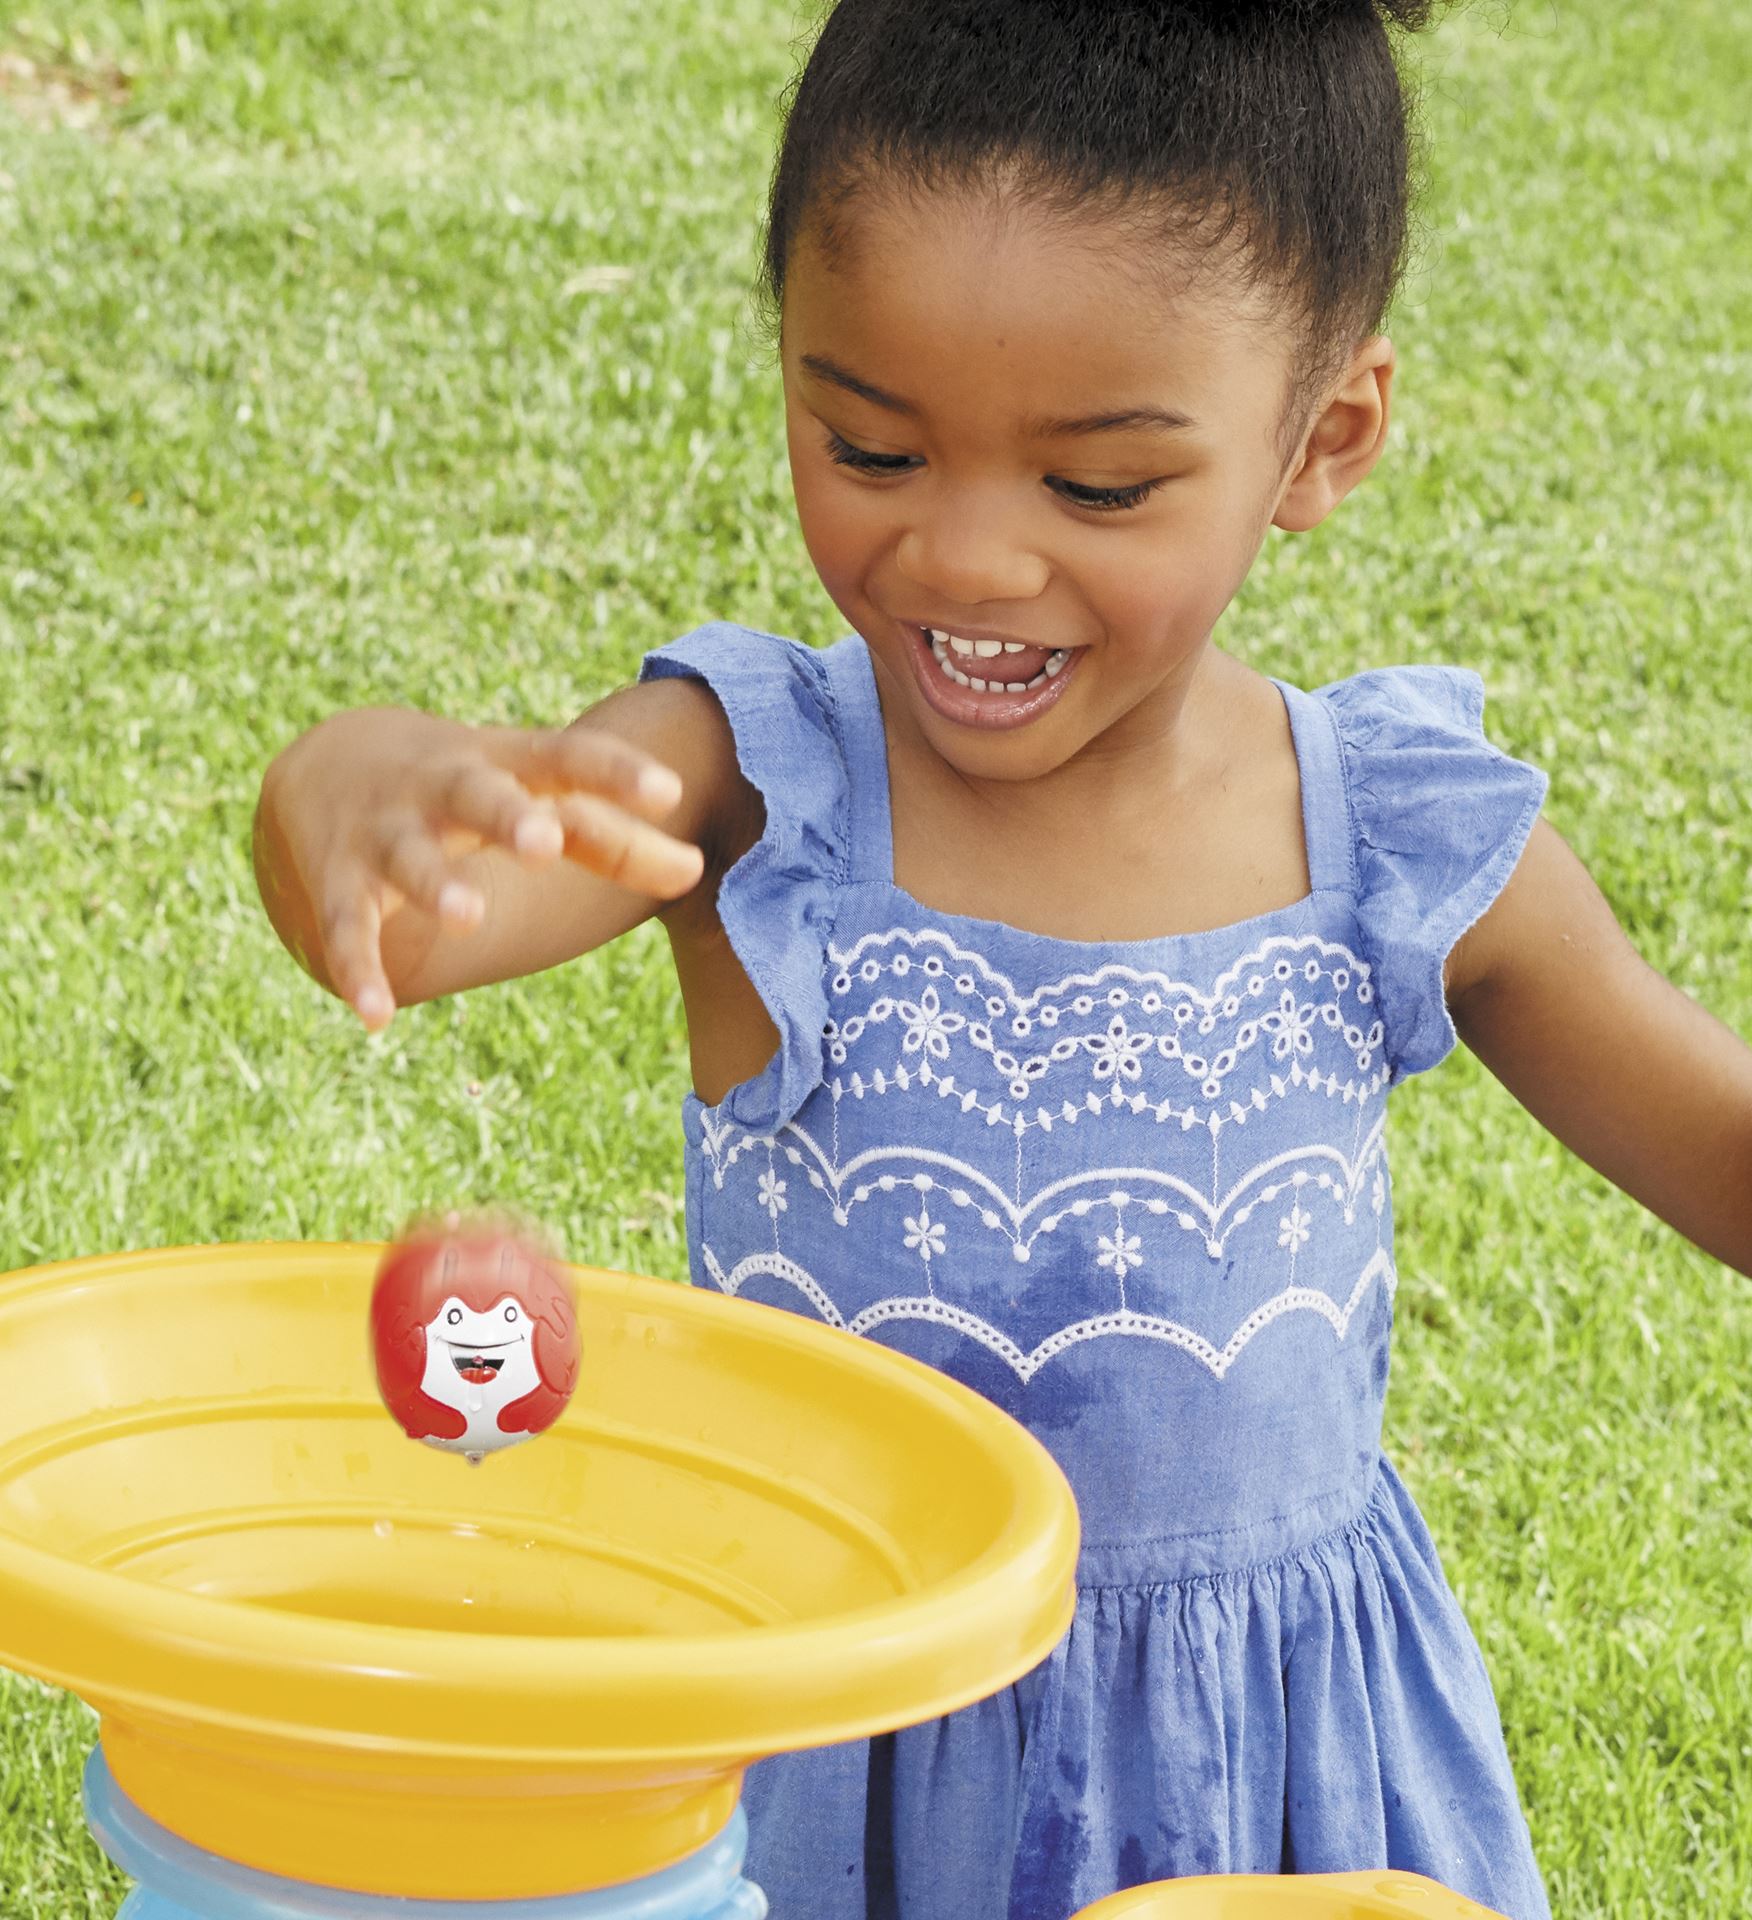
[755,0,1453,460]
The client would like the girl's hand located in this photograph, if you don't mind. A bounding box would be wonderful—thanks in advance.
[254,705,707,1032]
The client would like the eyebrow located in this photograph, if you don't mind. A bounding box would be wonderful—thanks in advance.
[800,351,1199,439]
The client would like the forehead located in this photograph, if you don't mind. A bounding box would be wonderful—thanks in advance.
[784,180,1291,433]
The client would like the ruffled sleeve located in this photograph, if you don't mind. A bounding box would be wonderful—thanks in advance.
[638,622,847,1132]
[1320,664,1549,1083]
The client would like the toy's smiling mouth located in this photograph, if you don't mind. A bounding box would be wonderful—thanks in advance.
[442,1335,521,1386]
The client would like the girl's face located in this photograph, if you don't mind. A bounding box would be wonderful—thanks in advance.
[781,183,1389,790]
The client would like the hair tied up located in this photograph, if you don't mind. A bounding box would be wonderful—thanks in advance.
[1171,0,1443,27]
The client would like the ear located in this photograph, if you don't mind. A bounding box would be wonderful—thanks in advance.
[1272,336,1395,534]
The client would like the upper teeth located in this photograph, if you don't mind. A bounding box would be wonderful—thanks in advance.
[925,629,1070,692]
[934,631,1028,658]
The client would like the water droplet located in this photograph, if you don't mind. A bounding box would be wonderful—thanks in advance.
[373,1519,394,1540]
[465,1452,484,1468]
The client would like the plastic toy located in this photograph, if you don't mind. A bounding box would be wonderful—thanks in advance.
[370,1216,580,1464]
[1071,1868,1509,1916]
[0,1242,1511,1919]
[0,1242,1079,1916]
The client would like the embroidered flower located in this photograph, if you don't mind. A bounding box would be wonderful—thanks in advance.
[1263,989,1318,1061]
[903,1207,946,1262]
[1096,1227,1143,1277]
[1371,1167,1387,1217]
[1083,1014,1153,1083]
[757,1169,787,1220]
[1277,1203,1311,1252]
[895,986,966,1061]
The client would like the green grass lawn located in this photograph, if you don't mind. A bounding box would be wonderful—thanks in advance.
[1,0,1749,1912]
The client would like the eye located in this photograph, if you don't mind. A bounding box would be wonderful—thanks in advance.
[824,428,913,476]
[505,1304,520,1323]
[823,429,1166,514]
[1050,475,1168,514]
[446,1307,462,1326]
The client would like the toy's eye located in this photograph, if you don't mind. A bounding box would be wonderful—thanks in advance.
[446,1307,462,1326]
[504,1304,520,1323]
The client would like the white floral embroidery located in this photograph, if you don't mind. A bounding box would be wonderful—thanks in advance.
[828,927,1376,1015]
[757,1169,787,1219]
[699,1115,1390,1267]
[812,1053,1388,1140]
[1096,1227,1143,1278]
[895,985,965,1061]
[822,930,1383,1104]
[703,1245,1399,1384]
[698,924,1403,1387]
[903,1206,946,1262]
[1085,1014,1153,1083]
[1262,988,1320,1061]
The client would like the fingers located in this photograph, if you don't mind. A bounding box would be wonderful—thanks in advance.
[436,761,565,864]
[498,724,685,820]
[319,862,394,1031]
[553,792,705,899]
[376,814,487,932]
[473,727,705,894]
[308,727,706,1034]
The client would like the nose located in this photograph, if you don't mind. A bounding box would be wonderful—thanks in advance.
[895,501,1050,606]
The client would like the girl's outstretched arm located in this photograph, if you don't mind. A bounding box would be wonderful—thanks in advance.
[1446,817,1752,1277]
[254,676,749,1030]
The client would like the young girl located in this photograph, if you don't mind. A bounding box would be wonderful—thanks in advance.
[253,2,1752,1915]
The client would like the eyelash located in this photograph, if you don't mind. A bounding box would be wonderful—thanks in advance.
[823,430,1166,515]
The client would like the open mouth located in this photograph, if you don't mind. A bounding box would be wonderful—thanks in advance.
[904,623,1081,732]
[443,1335,517,1387]
[924,628,1070,692]
[452,1353,504,1385]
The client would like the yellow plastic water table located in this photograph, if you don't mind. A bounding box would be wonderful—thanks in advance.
[0,1242,1080,1915]
[1072,1868,1507,1916]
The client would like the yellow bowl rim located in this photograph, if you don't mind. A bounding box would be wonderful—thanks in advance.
[0,1241,1081,1766]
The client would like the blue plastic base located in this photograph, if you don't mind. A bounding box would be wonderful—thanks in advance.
[83,1750,767,1919]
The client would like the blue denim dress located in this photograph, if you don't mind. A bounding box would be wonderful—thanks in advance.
[638,625,1552,1920]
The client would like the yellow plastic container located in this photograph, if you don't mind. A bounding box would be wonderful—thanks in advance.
[1074,1869,1507,1917]
[0,1243,1080,1902]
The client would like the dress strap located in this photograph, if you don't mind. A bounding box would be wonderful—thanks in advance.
[1268,677,1354,901]
[816,647,1345,900]
[820,635,896,887]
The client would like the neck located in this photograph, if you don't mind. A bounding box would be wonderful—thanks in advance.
[874,639,1233,844]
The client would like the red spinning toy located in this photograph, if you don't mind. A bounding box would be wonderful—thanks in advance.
[369,1215,580,1463]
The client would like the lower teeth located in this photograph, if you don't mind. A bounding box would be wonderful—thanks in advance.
[926,633,1068,692]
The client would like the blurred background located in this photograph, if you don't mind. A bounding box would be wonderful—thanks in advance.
[0,1,1748,1912]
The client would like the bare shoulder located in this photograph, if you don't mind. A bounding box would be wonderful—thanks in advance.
[566,673,762,885]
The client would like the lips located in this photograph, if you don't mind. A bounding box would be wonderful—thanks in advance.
[903,623,1082,732]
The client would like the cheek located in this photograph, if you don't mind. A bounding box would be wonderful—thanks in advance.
[1127,483,1266,625]
[789,458,879,597]
[1097,526,1217,633]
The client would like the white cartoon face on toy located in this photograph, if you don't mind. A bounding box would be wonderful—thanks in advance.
[417,1294,543,1457]
[371,1223,582,1463]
